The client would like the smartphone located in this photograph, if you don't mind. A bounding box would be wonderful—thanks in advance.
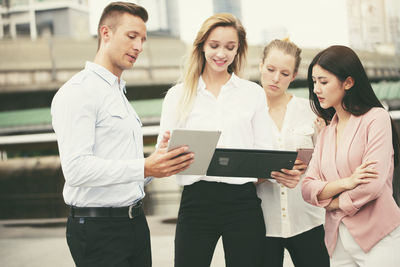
[296,148,314,165]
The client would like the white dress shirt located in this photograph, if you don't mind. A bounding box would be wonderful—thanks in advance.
[51,61,150,207]
[256,96,325,238]
[158,74,272,186]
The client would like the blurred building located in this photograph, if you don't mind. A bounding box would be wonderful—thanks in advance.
[347,0,400,54]
[163,0,180,37]
[92,0,181,38]
[260,26,288,44]
[0,0,89,40]
[213,0,241,21]
[386,0,400,54]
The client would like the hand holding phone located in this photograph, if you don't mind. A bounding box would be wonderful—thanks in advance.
[296,148,314,165]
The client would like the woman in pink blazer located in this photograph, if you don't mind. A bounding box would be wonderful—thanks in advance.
[301,45,400,266]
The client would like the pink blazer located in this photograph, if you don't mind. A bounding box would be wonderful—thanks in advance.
[302,107,400,256]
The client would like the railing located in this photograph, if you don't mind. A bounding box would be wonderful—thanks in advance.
[1,37,399,92]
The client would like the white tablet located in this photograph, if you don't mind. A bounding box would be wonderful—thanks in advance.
[167,129,221,175]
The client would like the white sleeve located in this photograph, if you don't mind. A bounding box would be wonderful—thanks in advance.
[51,86,145,187]
[157,85,182,148]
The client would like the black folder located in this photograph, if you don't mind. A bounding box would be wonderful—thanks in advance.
[206,148,297,178]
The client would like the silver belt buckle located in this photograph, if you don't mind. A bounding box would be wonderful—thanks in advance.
[128,204,134,219]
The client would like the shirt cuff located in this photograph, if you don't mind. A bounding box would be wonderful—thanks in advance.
[311,180,333,207]
[125,157,146,182]
[339,191,359,216]
[144,177,154,186]
[141,157,153,185]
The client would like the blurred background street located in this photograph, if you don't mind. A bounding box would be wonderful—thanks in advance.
[0,0,400,266]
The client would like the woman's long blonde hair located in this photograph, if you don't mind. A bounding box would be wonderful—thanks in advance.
[177,13,248,124]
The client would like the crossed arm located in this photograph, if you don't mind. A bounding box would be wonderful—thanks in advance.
[304,111,393,214]
[318,161,379,211]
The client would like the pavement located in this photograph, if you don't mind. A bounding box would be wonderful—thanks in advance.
[0,216,216,267]
[0,177,294,267]
[0,215,295,267]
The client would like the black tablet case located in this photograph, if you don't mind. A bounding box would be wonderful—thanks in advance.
[206,148,297,178]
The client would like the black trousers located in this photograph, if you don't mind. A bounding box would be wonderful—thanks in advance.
[66,212,151,267]
[264,224,330,267]
[175,181,266,267]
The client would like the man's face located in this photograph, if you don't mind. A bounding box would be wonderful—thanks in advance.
[103,12,147,76]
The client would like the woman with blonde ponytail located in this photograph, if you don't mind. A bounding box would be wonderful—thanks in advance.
[256,39,329,267]
[157,14,300,267]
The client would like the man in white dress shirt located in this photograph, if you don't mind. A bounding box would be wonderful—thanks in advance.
[50,2,193,266]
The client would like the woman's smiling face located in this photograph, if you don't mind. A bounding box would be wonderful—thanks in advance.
[202,26,239,74]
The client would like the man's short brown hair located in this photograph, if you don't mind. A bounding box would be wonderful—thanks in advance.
[97,1,148,49]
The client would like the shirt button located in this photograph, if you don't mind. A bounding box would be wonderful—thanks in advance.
[282,214,286,218]
[281,192,285,195]
[282,208,286,211]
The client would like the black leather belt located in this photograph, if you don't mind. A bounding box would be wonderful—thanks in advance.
[69,201,143,219]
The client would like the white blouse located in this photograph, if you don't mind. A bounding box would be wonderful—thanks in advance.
[157,73,272,186]
[256,96,325,238]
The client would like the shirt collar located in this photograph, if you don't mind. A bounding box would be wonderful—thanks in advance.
[198,76,207,91]
[85,61,127,93]
[229,73,240,87]
[266,94,295,109]
[330,113,339,126]
[197,72,240,92]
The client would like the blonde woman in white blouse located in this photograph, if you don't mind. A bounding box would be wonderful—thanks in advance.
[157,15,300,267]
[256,39,329,267]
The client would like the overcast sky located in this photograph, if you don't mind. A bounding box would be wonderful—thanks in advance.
[88,0,349,49]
